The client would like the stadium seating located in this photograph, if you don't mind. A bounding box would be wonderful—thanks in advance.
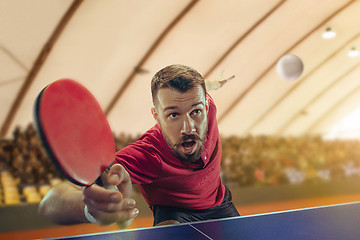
[1,123,360,206]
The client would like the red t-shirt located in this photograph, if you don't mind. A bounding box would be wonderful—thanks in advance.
[115,94,225,210]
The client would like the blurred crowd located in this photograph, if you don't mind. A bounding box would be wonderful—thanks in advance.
[0,124,60,186]
[221,135,360,187]
[0,124,61,205]
[1,124,360,205]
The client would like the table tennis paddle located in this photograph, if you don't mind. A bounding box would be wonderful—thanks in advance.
[34,79,115,186]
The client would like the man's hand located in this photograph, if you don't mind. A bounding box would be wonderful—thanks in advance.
[82,164,139,226]
[39,164,138,228]
[206,74,234,92]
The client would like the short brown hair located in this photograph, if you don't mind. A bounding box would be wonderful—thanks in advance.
[151,64,206,105]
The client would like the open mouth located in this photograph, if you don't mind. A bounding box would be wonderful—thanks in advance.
[181,140,196,154]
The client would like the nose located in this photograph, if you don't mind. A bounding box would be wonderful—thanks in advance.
[181,115,195,135]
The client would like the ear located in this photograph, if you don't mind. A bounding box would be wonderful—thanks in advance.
[151,107,160,123]
[205,96,209,112]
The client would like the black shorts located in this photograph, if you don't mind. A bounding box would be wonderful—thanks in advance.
[153,186,240,226]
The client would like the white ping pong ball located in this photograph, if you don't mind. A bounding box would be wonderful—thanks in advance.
[276,54,304,81]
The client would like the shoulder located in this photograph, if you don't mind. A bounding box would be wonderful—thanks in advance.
[115,126,163,183]
[116,125,163,162]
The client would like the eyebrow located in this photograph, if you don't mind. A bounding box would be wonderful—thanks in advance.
[163,101,204,112]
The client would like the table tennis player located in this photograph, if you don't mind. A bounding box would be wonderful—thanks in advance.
[39,64,239,228]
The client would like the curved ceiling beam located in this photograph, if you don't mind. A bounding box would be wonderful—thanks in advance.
[203,0,286,80]
[243,0,355,135]
[0,0,84,138]
[104,0,199,116]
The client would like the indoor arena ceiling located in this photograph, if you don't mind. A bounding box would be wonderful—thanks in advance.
[2,0,360,139]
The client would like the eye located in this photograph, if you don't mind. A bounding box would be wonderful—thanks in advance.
[168,112,178,119]
[191,109,202,116]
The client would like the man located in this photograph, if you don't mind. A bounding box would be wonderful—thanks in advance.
[39,64,238,228]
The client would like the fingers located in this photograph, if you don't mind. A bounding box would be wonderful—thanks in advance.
[84,195,139,225]
[219,75,235,87]
[83,184,121,203]
[85,201,139,226]
[83,196,135,213]
[206,75,234,92]
[225,75,235,81]
[82,177,138,226]
[108,164,131,186]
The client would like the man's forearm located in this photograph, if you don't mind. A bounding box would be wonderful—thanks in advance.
[39,182,87,225]
[39,164,137,227]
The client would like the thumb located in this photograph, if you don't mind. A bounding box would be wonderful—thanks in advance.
[107,164,130,186]
[107,164,132,198]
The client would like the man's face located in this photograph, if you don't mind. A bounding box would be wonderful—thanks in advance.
[152,86,209,163]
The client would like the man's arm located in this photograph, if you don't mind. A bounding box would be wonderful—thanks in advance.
[39,181,87,224]
[39,164,138,228]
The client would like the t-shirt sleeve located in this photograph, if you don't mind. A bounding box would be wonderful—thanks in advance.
[114,138,162,184]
